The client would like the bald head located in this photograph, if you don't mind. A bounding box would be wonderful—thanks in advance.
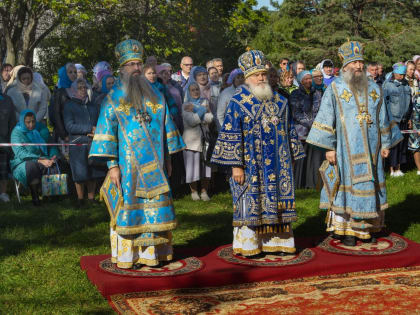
[180,56,193,75]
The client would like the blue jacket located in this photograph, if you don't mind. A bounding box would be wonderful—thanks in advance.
[289,85,322,140]
[383,79,412,123]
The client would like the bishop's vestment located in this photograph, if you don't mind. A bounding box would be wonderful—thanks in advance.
[211,85,305,255]
[89,80,185,268]
[306,77,402,238]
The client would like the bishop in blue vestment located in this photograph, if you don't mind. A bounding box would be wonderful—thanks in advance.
[306,41,402,246]
[211,50,305,256]
[89,39,184,268]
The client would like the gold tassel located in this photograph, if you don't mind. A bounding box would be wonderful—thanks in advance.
[269,225,273,233]
[286,225,290,233]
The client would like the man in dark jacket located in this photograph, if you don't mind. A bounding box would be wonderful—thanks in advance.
[0,92,17,202]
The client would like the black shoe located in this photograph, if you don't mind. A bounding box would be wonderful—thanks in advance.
[342,235,356,246]
[331,232,343,240]
[30,187,41,206]
[76,199,85,209]
[32,197,41,207]
[131,263,142,270]
[87,199,100,206]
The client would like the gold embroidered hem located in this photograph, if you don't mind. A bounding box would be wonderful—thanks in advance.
[233,248,262,256]
[262,245,296,254]
[137,254,173,267]
[320,202,389,219]
[116,221,177,235]
[327,228,372,239]
[134,236,171,247]
[111,257,117,263]
[93,134,117,142]
[88,153,118,159]
[122,199,173,211]
[232,216,298,227]
[117,261,134,269]
[136,185,170,199]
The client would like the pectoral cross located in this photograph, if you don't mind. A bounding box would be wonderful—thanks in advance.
[356,109,373,127]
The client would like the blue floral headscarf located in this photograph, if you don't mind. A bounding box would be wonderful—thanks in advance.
[57,63,75,89]
[101,74,114,94]
[16,109,47,155]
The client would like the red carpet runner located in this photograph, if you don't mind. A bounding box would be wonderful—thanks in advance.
[80,233,420,299]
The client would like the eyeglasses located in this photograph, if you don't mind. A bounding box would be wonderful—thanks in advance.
[182,64,193,67]
[78,86,88,90]
[281,62,288,65]
[312,75,323,79]
[124,62,143,68]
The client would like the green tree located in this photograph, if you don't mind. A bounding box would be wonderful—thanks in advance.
[0,0,114,66]
[36,0,267,84]
[251,0,420,69]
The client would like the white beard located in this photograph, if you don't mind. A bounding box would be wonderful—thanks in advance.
[342,69,368,95]
[248,82,273,101]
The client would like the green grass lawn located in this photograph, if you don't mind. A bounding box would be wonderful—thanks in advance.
[0,170,419,314]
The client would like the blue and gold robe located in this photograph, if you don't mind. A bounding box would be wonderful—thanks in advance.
[306,77,402,220]
[211,85,305,229]
[89,80,184,246]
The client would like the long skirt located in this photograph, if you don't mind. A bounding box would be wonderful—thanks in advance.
[0,151,8,180]
[183,149,211,184]
[293,143,307,189]
[389,120,409,168]
[305,145,324,189]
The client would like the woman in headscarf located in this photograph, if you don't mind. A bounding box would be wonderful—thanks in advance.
[216,68,244,127]
[155,63,186,195]
[182,81,214,201]
[7,67,48,122]
[311,69,326,94]
[92,61,112,93]
[63,78,102,207]
[0,88,16,203]
[93,72,114,110]
[33,72,52,105]
[407,60,420,175]
[383,62,412,177]
[413,55,420,81]
[51,63,77,144]
[143,63,179,120]
[289,70,323,189]
[156,63,183,132]
[75,64,87,79]
[4,65,24,92]
[10,109,59,206]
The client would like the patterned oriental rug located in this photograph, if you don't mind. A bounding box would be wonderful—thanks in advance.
[80,233,420,313]
[109,266,420,314]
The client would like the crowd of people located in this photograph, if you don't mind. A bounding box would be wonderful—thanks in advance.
[0,47,419,208]
[0,35,419,268]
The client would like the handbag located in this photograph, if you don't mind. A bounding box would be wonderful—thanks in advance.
[41,163,68,196]
[200,121,218,164]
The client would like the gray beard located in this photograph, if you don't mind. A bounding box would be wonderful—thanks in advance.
[248,82,273,101]
[342,69,368,95]
[121,72,157,107]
